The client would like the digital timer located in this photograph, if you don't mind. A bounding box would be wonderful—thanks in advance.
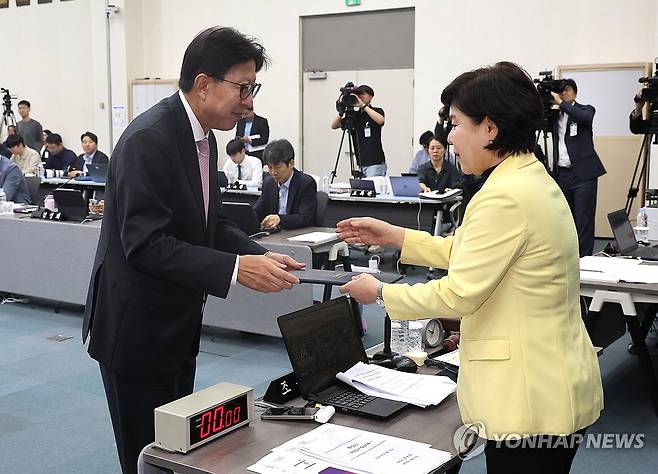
[154,382,253,453]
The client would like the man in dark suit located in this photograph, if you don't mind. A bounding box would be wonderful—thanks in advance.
[235,105,269,163]
[82,27,303,474]
[551,79,605,256]
[630,91,652,135]
[68,131,110,177]
[253,139,317,230]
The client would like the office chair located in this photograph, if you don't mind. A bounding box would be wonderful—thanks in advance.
[25,176,41,205]
[315,190,329,227]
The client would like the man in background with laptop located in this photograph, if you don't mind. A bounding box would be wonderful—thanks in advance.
[68,131,110,177]
[253,139,317,230]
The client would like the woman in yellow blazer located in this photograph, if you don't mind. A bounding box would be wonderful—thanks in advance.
[338,62,603,473]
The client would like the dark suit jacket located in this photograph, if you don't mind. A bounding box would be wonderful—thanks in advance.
[82,92,266,382]
[70,149,110,172]
[235,114,269,158]
[552,101,606,181]
[630,112,650,135]
[253,168,317,229]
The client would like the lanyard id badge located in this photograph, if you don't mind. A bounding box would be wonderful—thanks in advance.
[569,122,578,137]
[364,122,371,138]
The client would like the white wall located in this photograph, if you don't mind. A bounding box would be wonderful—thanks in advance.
[2,0,657,166]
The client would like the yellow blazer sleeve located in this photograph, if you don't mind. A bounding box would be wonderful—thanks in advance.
[383,187,527,320]
[400,230,453,269]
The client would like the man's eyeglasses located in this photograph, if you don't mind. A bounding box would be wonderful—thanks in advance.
[219,78,261,100]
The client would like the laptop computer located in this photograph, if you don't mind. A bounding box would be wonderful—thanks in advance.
[390,176,421,197]
[52,189,101,221]
[277,297,407,419]
[222,201,279,237]
[87,163,108,183]
[218,170,229,188]
[607,209,658,260]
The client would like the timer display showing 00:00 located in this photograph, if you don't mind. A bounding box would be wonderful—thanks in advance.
[189,393,249,446]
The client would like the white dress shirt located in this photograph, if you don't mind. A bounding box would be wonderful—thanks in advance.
[222,154,263,187]
[557,103,573,168]
[278,173,293,215]
[178,90,239,285]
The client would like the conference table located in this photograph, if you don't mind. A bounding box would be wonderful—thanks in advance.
[141,364,464,474]
[580,278,658,418]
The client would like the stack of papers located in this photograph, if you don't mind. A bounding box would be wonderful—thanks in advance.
[418,189,462,200]
[248,423,451,474]
[580,255,658,283]
[287,232,338,245]
[336,362,456,408]
[431,349,460,367]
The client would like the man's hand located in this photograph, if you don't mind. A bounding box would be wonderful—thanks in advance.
[68,170,83,178]
[261,214,281,230]
[351,93,366,109]
[336,217,405,249]
[266,252,305,271]
[237,255,300,293]
[239,136,251,144]
[550,91,562,105]
[338,273,380,305]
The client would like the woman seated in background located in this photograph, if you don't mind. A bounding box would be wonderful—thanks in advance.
[408,130,433,174]
[418,130,463,193]
[338,61,603,473]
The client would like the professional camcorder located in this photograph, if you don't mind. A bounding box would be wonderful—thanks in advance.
[336,82,360,116]
[635,58,658,135]
[1,88,17,115]
[533,71,566,131]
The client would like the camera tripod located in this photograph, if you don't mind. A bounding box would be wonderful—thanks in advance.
[535,108,560,173]
[625,132,657,215]
[330,114,363,184]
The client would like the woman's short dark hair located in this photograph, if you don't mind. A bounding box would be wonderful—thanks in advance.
[419,130,433,147]
[263,139,294,165]
[440,61,542,157]
[81,131,98,144]
[179,27,269,92]
[46,133,62,145]
[226,138,244,156]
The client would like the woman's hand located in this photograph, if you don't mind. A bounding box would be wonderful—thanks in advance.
[339,273,380,305]
[336,217,405,249]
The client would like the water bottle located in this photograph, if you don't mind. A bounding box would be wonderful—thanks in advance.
[0,188,7,215]
[637,207,648,227]
[321,173,330,193]
[390,320,409,354]
[37,162,45,179]
[406,321,423,354]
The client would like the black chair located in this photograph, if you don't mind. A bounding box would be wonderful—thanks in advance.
[315,190,329,226]
[25,176,40,205]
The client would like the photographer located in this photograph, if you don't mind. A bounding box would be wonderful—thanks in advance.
[630,90,650,134]
[550,79,606,257]
[331,84,387,177]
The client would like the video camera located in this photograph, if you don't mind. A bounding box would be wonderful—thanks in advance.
[1,88,17,116]
[635,59,658,135]
[336,82,360,116]
[533,71,566,130]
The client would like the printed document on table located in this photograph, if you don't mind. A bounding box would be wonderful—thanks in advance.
[432,349,460,367]
[287,232,338,244]
[580,256,658,283]
[265,424,451,474]
[336,362,456,407]
[247,450,365,474]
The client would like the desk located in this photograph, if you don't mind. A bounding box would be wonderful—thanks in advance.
[142,366,463,473]
[580,279,658,417]
[223,188,460,232]
[39,177,106,204]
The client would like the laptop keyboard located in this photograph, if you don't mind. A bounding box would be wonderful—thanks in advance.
[325,390,376,409]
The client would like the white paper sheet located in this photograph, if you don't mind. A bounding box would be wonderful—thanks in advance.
[287,232,338,244]
[432,349,460,367]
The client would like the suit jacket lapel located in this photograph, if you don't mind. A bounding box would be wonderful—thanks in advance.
[286,169,299,215]
[168,93,207,236]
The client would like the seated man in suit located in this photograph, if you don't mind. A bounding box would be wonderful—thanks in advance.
[236,106,269,163]
[222,137,263,187]
[43,133,77,171]
[0,155,32,204]
[69,131,110,177]
[253,139,317,230]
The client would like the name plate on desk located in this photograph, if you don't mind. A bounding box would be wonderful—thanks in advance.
[263,372,300,405]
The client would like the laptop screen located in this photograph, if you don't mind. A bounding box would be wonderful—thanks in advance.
[277,297,367,397]
[608,209,638,252]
